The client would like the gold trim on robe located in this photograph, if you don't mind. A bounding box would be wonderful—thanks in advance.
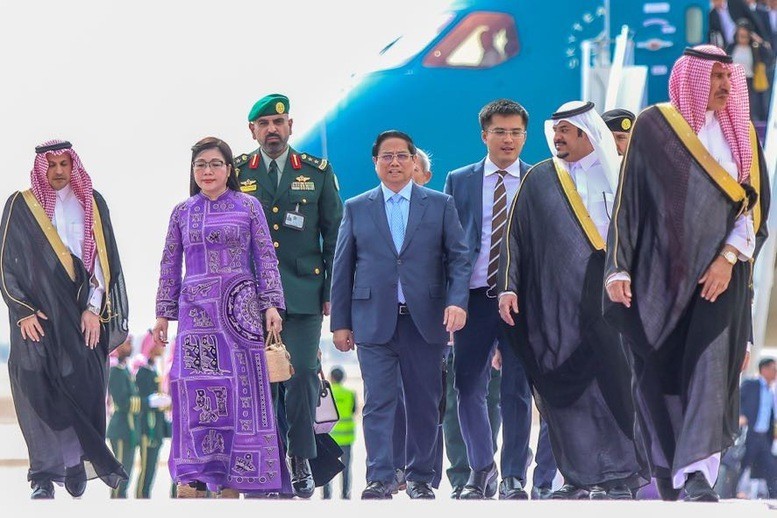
[22,189,76,281]
[552,158,606,251]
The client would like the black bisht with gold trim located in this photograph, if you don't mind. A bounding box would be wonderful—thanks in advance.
[497,158,648,489]
[602,103,770,476]
[0,189,129,488]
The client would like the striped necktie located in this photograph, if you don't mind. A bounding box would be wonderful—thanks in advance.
[486,170,507,297]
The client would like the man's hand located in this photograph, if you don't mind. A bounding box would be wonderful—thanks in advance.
[322,301,331,317]
[265,307,283,334]
[491,347,502,370]
[333,329,355,351]
[81,310,101,349]
[606,280,632,308]
[152,317,169,347]
[498,293,519,326]
[699,255,733,302]
[20,311,48,342]
[443,305,467,333]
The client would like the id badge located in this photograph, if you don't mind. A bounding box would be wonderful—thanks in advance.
[284,210,305,231]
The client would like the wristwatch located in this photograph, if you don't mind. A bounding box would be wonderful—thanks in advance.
[86,304,100,316]
[720,250,737,265]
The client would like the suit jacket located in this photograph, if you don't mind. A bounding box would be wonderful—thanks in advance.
[443,158,531,268]
[330,183,470,345]
[741,377,776,440]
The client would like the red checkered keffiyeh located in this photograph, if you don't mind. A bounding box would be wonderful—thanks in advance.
[30,139,96,272]
[668,44,752,182]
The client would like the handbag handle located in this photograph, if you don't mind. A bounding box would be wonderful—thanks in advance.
[266,329,282,348]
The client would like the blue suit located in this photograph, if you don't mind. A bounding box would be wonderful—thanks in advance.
[740,377,777,496]
[445,158,555,488]
[331,182,470,485]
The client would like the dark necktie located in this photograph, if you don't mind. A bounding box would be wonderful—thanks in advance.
[268,159,279,188]
[486,170,507,297]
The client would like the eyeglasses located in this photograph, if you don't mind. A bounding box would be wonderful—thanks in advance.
[487,129,527,138]
[193,159,227,171]
[377,152,414,164]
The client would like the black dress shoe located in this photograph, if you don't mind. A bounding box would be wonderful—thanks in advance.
[551,483,589,500]
[65,462,87,497]
[588,485,609,500]
[390,468,406,494]
[655,477,681,501]
[531,486,553,500]
[289,456,314,499]
[607,484,635,500]
[31,480,54,499]
[683,472,719,502]
[459,462,498,500]
[450,485,464,499]
[361,481,393,500]
[406,481,435,499]
[498,476,529,500]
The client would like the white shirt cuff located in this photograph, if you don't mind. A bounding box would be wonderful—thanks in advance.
[605,271,631,286]
[725,213,755,261]
[498,291,516,299]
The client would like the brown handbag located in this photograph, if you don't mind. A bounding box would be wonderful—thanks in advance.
[265,330,294,383]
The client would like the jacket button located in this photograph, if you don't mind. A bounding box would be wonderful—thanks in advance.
[273,241,279,248]
[397,260,402,264]
[272,207,279,213]
[314,268,321,275]
[273,224,279,230]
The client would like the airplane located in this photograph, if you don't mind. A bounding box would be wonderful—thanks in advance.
[293,0,710,201]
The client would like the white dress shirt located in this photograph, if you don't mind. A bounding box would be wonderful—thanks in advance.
[52,185,105,308]
[471,157,522,289]
[563,151,614,242]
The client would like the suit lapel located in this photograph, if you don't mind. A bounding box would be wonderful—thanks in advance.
[469,160,485,242]
[400,184,428,255]
[368,188,396,254]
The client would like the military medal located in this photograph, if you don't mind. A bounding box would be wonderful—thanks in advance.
[291,175,315,191]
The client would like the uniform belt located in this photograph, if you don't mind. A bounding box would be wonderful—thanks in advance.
[398,304,410,315]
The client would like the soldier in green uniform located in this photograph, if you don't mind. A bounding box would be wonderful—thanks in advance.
[107,336,140,499]
[134,332,170,498]
[236,93,343,498]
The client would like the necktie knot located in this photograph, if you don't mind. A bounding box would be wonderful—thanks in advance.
[496,170,507,179]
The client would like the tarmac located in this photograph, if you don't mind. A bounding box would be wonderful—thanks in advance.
[1,363,777,516]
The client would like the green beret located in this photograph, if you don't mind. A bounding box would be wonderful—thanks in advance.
[248,93,290,121]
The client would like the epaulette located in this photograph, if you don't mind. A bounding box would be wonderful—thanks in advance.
[299,152,329,171]
[234,154,250,168]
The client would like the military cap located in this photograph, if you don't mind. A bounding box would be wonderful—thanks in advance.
[602,108,635,133]
[248,93,290,121]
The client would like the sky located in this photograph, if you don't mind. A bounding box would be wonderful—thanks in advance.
[0,0,453,343]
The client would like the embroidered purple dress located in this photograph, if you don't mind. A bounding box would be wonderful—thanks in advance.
[155,190,287,493]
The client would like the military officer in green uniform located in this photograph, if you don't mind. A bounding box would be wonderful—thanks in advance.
[134,332,170,498]
[107,337,140,499]
[236,93,343,498]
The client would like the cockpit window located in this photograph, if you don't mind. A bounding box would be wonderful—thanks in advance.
[423,12,520,69]
[369,13,454,72]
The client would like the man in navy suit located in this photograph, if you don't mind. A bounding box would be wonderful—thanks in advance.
[330,130,470,500]
[740,356,777,497]
[443,98,543,500]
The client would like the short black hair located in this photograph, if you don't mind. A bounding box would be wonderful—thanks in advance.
[189,137,239,197]
[330,366,345,383]
[372,130,416,157]
[479,98,529,130]
[759,357,776,371]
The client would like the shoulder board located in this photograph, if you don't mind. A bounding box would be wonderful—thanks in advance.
[234,154,250,167]
[299,153,329,171]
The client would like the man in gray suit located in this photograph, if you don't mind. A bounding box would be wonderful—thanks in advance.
[330,130,470,500]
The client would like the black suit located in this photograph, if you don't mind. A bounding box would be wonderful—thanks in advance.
[740,377,777,496]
